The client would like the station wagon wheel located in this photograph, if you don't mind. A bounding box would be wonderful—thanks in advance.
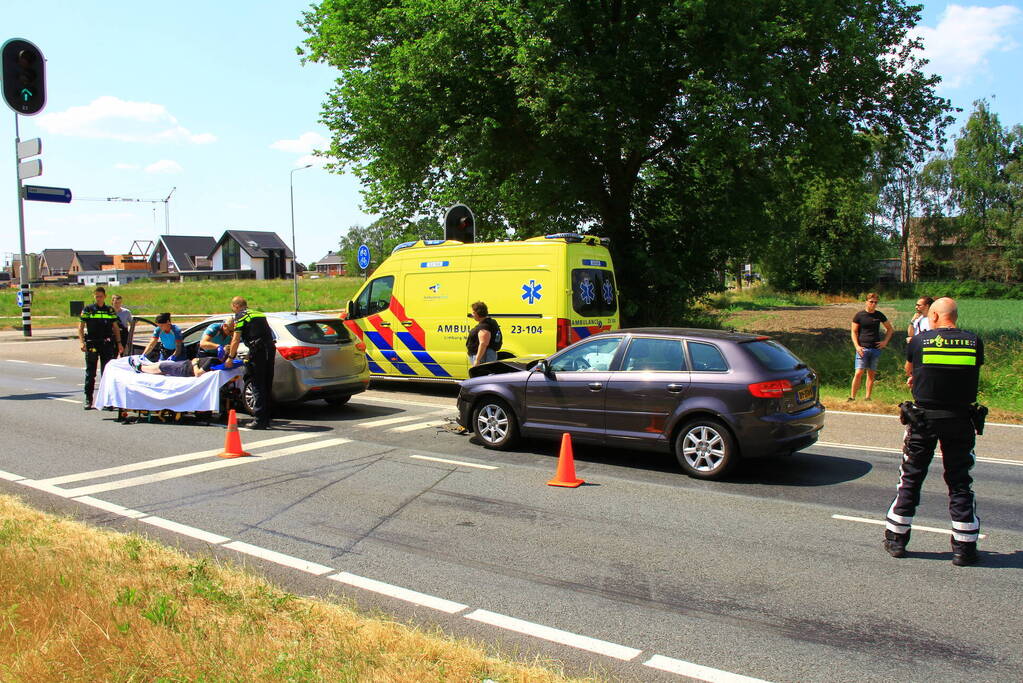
[472,397,519,450]
[675,419,737,480]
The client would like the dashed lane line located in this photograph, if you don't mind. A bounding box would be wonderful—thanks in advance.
[32,376,57,380]
[390,419,447,433]
[328,572,468,614]
[644,654,771,682]
[465,609,643,661]
[409,455,497,470]
[51,397,80,404]
[816,441,1021,466]
[35,432,322,486]
[5,359,29,363]
[354,411,447,428]
[827,408,1022,429]
[57,437,352,497]
[2,465,775,681]
[831,514,988,539]
[223,541,334,575]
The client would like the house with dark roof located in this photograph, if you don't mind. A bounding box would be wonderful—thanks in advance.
[69,251,113,275]
[38,248,76,279]
[149,235,217,274]
[312,250,346,276]
[210,230,294,280]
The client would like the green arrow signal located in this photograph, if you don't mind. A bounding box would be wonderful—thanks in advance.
[21,88,32,101]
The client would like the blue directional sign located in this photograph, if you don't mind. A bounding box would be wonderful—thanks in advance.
[24,185,72,203]
[357,244,371,270]
[16,290,24,307]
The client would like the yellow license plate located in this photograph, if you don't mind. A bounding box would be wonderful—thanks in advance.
[798,386,813,402]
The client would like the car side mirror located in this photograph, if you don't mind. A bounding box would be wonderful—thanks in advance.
[537,359,555,379]
[346,300,355,320]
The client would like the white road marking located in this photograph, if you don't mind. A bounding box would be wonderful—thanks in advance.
[328,572,468,614]
[51,397,80,404]
[72,496,147,519]
[223,541,334,575]
[355,411,446,428]
[816,441,1021,467]
[410,455,497,470]
[16,479,73,497]
[390,419,447,433]
[58,437,352,497]
[36,432,322,486]
[464,609,642,661]
[5,359,29,363]
[33,376,57,380]
[0,469,25,482]
[141,516,231,544]
[356,395,455,410]
[828,408,1022,429]
[644,654,771,682]
[41,363,67,368]
[831,514,988,539]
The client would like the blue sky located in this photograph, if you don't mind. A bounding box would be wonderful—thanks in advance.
[3,1,1022,267]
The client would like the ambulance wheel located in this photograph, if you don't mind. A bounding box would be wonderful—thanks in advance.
[324,395,351,406]
[472,397,518,450]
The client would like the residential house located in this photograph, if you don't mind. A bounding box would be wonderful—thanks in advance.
[149,235,217,274]
[210,230,294,280]
[70,251,113,275]
[37,248,76,279]
[312,251,346,276]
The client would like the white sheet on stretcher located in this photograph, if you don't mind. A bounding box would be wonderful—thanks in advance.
[97,357,244,412]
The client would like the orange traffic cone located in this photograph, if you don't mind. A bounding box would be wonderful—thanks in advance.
[218,409,252,458]
[547,432,584,487]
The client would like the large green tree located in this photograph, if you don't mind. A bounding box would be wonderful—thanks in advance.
[301,0,948,321]
[338,216,440,274]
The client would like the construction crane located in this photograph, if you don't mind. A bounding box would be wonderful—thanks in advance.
[78,187,177,235]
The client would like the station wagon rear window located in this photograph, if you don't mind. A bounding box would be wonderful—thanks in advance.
[571,269,617,317]
[287,319,351,345]
[742,339,804,371]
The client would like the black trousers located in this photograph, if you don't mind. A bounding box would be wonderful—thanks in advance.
[84,341,117,403]
[886,415,979,544]
[246,345,276,422]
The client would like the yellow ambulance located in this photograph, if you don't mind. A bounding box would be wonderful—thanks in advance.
[342,233,620,380]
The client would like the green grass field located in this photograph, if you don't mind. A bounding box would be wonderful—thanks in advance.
[0,278,365,328]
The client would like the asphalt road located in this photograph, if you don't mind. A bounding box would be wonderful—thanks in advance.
[2,339,1022,682]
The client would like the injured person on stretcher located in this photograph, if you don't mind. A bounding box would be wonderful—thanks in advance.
[127,355,240,377]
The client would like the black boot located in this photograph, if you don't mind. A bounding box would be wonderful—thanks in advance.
[883,529,910,558]
[951,540,980,566]
[83,398,94,410]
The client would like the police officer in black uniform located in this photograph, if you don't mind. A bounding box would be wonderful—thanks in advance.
[225,296,276,429]
[884,297,985,566]
[78,286,122,410]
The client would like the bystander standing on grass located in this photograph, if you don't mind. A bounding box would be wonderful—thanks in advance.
[849,293,893,401]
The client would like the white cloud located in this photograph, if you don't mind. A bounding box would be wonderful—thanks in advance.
[144,159,183,174]
[114,162,140,171]
[271,132,330,167]
[36,96,217,144]
[913,4,1021,89]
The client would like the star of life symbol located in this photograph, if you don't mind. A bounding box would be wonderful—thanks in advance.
[579,278,596,305]
[521,279,543,304]
[602,280,614,304]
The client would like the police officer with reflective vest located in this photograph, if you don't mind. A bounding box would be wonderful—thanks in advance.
[78,286,122,410]
[225,296,275,429]
[885,297,986,566]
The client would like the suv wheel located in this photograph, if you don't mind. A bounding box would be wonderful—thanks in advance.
[472,397,519,450]
[675,419,736,480]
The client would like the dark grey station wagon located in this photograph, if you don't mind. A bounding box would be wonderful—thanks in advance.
[456,328,825,479]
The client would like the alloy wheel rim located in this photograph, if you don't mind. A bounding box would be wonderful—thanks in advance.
[476,404,509,444]
[681,425,725,472]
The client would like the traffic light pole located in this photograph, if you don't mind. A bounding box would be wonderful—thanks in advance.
[13,112,30,336]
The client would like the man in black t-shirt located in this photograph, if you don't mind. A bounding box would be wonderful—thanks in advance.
[78,286,122,410]
[848,293,893,401]
[884,297,984,566]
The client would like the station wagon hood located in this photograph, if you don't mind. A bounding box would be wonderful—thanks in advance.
[467,357,540,378]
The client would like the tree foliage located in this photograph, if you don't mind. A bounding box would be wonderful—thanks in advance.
[301,0,949,319]
[338,217,441,273]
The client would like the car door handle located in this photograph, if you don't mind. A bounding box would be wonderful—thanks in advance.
[587,382,603,391]
[666,383,686,393]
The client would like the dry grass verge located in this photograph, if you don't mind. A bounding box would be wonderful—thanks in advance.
[0,494,596,682]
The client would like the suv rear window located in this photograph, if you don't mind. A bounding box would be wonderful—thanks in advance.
[743,339,804,371]
[572,269,617,317]
[286,319,351,345]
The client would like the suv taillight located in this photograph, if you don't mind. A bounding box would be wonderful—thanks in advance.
[277,346,320,361]
[748,379,792,398]
[556,318,571,350]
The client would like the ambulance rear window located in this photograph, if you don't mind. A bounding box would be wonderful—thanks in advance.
[571,269,617,317]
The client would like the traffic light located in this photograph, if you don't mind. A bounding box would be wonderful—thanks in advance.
[2,39,46,116]
[444,204,475,243]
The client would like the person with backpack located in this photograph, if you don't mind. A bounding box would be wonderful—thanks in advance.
[467,300,502,368]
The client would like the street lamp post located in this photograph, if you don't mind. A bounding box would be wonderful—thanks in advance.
[289,164,313,313]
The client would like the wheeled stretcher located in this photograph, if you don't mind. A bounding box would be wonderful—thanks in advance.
[97,357,245,424]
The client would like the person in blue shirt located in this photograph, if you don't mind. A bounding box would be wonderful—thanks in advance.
[141,312,184,360]
[198,317,235,357]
